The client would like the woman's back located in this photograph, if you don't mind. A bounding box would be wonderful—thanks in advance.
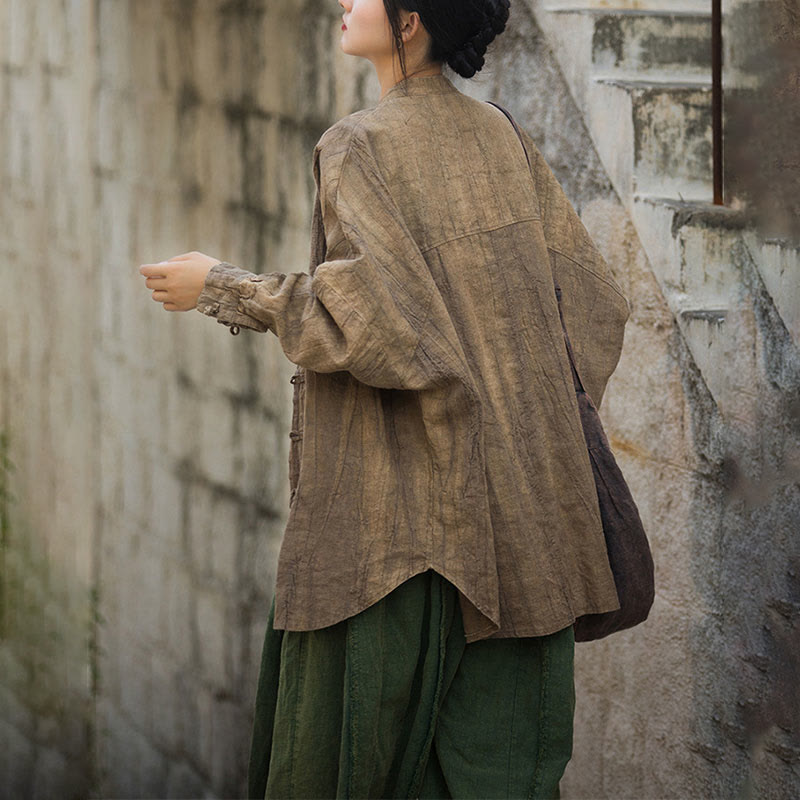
[255,72,630,643]
[344,76,539,254]
[319,74,627,409]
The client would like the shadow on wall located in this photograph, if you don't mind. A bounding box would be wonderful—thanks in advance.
[713,9,800,774]
[682,271,800,797]
[724,0,800,243]
[0,429,98,798]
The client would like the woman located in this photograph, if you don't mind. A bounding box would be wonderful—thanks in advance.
[139,1,630,797]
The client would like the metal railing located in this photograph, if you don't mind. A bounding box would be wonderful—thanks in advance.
[712,0,723,204]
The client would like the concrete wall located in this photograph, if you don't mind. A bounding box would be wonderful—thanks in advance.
[0,1,98,796]
[0,1,375,797]
[0,1,798,799]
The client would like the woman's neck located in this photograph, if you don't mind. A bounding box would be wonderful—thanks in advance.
[377,62,444,101]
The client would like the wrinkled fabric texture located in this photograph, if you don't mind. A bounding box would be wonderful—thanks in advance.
[196,73,631,642]
[248,569,575,800]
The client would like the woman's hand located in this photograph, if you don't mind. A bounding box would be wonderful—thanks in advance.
[139,251,222,312]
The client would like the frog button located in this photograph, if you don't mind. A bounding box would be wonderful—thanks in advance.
[239,282,257,300]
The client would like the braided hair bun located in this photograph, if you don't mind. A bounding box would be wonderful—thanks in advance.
[447,0,511,79]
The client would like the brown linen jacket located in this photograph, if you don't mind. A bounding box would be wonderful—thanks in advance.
[196,73,630,643]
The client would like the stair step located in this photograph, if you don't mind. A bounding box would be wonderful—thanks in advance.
[590,12,711,79]
[742,233,800,351]
[630,195,763,422]
[587,80,712,201]
[632,195,747,231]
[632,195,747,299]
[542,1,709,13]
[679,309,728,324]
[594,76,711,89]
[545,6,710,18]
[542,4,711,82]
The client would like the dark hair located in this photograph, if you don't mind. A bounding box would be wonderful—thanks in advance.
[383,0,511,81]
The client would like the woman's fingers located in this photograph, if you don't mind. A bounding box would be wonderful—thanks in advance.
[140,251,214,275]
[139,262,172,277]
[144,277,169,291]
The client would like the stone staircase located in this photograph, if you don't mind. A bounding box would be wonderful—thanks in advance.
[527,0,800,428]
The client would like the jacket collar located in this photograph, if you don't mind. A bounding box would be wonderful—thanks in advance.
[379,73,459,105]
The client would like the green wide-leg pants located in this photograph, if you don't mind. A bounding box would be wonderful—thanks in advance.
[248,570,575,799]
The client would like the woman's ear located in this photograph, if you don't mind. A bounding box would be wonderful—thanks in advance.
[399,10,422,44]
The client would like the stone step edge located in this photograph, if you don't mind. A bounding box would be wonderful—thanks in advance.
[633,194,749,230]
[542,5,711,19]
[593,76,712,90]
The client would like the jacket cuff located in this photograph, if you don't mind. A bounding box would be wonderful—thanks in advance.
[196,261,269,334]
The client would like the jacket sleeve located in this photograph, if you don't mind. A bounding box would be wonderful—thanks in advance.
[196,126,473,393]
[516,125,631,407]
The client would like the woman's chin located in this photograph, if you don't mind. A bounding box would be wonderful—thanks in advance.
[339,44,363,60]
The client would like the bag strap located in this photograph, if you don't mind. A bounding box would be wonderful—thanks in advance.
[485,100,587,397]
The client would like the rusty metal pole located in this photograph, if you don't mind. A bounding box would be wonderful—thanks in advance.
[712,0,723,204]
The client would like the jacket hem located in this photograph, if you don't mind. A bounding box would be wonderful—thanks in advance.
[272,564,501,642]
[479,590,622,641]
